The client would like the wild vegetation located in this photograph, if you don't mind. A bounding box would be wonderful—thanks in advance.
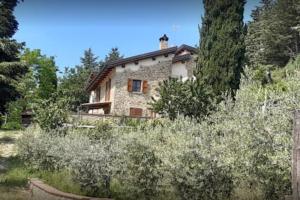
[15,55,300,200]
[1,0,300,199]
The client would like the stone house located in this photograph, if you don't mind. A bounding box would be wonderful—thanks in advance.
[82,34,197,117]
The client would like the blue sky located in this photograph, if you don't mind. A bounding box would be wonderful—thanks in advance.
[14,0,260,72]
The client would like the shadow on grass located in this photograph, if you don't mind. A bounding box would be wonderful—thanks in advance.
[0,156,29,187]
[0,136,16,144]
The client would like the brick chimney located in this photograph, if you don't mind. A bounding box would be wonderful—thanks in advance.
[159,34,169,50]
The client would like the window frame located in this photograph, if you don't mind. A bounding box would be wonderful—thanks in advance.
[130,107,143,117]
[132,79,142,93]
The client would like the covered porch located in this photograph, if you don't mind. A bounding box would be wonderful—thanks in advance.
[80,102,111,115]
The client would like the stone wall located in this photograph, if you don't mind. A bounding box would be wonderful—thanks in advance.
[112,56,197,117]
[113,60,172,117]
[186,56,197,78]
[29,179,111,200]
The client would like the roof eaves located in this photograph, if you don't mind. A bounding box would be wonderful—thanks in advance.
[175,44,198,55]
[86,46,179,91]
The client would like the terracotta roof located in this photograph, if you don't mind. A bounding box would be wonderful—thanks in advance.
[85,44,197,91]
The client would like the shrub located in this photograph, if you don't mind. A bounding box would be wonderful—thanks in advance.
[34,95,70,133]
[116,140,163,200]
[173,148,233,200]
[2,121,22,130]
[2,100,24,130]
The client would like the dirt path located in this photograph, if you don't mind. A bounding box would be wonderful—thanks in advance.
[0,131,20,158]
[0,130,31,200]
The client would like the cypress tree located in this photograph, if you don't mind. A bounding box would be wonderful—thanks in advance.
[197,0,246,98]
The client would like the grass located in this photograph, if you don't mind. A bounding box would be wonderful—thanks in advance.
[0,130,84,199]
[0,156,85,198]
[38,170,84,196]
[0,157,31,200]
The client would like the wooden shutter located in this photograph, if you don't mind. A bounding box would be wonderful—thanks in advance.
[142,80,148,94]
[130,108,143,117]
[128,79,133,92]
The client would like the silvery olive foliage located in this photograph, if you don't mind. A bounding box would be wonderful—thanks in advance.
[18,58,300,199]
[174,148,233,200]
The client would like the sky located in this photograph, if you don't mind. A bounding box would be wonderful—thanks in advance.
[14,0,260,73]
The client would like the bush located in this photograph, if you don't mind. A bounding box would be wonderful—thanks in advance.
[173,148,233,200]
[116,140,163,200]
[2,121,22,130]
[34,95,70,133]
[18,127,119,198]
[2,100,24,130]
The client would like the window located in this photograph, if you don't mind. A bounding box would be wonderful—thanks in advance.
[105,79,111,101]
[128,79,148,93]
[130,108,143,117]
[96,86,101,102]
[132,80,142,92]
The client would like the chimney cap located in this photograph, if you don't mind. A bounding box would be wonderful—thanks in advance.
[159,34,169,41]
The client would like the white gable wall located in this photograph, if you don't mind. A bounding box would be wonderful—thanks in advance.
[171,62,188,78]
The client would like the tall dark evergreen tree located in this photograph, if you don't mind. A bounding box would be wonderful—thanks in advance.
[0,0,27,113]
[197,0,246,98]
[104,47,123,63]
[98,47,123,71]
[0,0,20,38]
[80,48,99,70]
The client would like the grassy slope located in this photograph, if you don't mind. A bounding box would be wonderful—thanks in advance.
[0,130,84,199]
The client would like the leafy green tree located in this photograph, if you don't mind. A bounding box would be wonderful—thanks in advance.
[58,48,99,111]
[246,0,300,67]
[35,91,70,133]
[22,49,57,100]
[245,0,274,67]
[59,65,90,111]
[59,47,123,111]
[150,78,187,120]
[150,77,213,121]
[263,0,300,66]
[197,0,246,98]
[0,0,27,113]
